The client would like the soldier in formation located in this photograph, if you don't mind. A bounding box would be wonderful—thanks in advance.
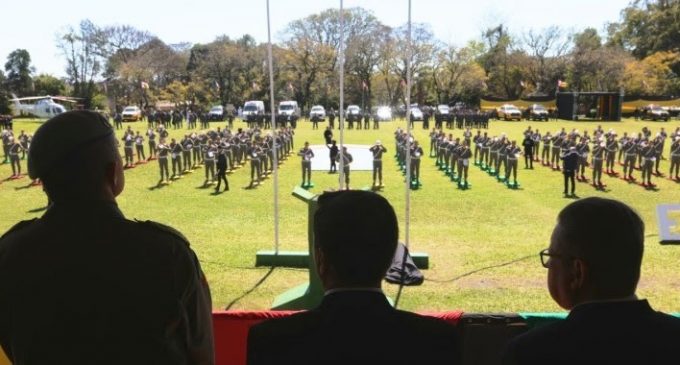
[369,140,387,187]
[298,141,314,187]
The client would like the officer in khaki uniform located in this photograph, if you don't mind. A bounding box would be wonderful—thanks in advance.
[369,140,387,187]
[458,141,472,185]
[170,138,183,178]
[336,146,354,190]
[156,138,170,183]
[640,140,657,187]
[669,136,680,180]
[505,140,522,185]
[591,139,606,187]
[8,137,23,177]
[0,111,214,364]
[298,141,315,187]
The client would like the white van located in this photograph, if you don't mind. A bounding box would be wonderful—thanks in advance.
[243,100,265,118]
[278,101,300,118]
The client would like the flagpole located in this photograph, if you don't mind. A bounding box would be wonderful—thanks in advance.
[338,0,345,190]
[404,0,412,249]
[266,0,280,254]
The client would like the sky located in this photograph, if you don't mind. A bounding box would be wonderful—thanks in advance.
[0,0,632,78]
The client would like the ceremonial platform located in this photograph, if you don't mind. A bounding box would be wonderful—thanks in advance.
[308,144,375,171]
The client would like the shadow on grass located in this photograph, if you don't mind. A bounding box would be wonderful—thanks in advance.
[225,266,276,310]
[424,254,535,284]
[15,181,40,191]
[148,182,170,191]
[27,206,48,213]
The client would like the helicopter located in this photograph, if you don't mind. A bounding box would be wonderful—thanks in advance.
[9,94,80,119]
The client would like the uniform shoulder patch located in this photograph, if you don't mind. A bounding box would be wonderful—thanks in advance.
[136,220,190,247]
[1,218,37,240]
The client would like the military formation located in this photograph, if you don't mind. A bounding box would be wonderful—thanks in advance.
[2,112,678,196]
[424,124,680,192]
[394,128,425,189]
[120,123,296,190]
[525,124,678,188]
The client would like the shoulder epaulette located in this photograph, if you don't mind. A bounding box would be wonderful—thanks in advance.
[1,218,37,240]
[135,220,190,247]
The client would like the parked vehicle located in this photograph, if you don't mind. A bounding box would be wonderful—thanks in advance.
[640,104,670,121]
[309,105,326,120]
[243,100,265,123]
[409,107,424,121]
[347,105,362,122]
[497,104,522,121]
[122,106,142,122]
[208,105,225,121]
[374,106,392,121]
[435,104,452,124]
[526,104,549,121]
[278,101,300,117]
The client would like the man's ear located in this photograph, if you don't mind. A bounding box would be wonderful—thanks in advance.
[105,159,124,197]
[570,258,587,291]
[313,246,326,277]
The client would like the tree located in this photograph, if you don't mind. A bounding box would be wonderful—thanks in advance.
[431,42,487,104]
[57,20,102,107]
[4,49,34,96]
[568,28,629,92]
[479,25,530,99]
[522,27,570,95]
[608,0,680,59]
[0,70,10,114]
[33,74,66,96]
[391,23,437,106]
[623,51,680,95]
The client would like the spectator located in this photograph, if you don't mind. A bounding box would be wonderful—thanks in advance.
[247,190,459,365]
[503,197,680,365]
[0,111,214,365]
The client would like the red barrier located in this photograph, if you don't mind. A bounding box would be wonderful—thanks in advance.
[212,310,464,365]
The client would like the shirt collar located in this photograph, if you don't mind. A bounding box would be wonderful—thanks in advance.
[324,287,384,296]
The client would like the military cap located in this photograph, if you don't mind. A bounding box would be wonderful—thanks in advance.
[28,110,114,179]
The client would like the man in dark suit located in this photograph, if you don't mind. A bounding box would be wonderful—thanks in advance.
[561,146,579,197]
[247,190,459,365]
[215,146,229,192]
[503,197,680,365]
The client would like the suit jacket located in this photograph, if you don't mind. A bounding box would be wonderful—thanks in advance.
[216,153,227,171]
[247,291,460,365]
[503,300,680,365]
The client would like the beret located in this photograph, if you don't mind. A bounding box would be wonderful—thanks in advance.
[28,110,114,179]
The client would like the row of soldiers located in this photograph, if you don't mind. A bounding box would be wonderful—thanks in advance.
[114,110,238,131]
[1,129,32,178]
[394,129,426,188]
[433,110,492,130]
[430,129,520,186]
[518,125,678,187]
[123,126,296,187]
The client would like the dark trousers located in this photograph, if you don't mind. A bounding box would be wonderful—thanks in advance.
[215,170,229,191]
[564,170,575,194]
[524,153,533,168]
[329,157,337,172]
[373,160,383,184]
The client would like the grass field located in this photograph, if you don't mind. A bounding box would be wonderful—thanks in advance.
[1,116,679,313]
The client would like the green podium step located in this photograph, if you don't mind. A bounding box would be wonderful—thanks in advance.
[256,250,430,269]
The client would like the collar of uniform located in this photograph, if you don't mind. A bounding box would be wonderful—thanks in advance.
[324,287,384,296]
[320,289,390,311]
[567,297,649,321]
[43,200,125,220]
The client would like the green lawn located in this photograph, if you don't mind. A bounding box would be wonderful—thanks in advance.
[1,117,679,313]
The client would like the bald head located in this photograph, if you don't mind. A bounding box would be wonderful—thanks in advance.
[29,111,123,201]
